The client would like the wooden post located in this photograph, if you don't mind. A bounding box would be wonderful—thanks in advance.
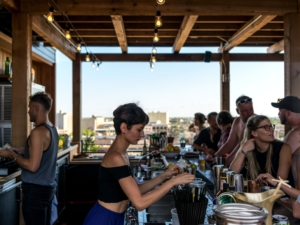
[284,13,300,134]
[220,52,230,111]
[11,13,32,147]
[72,53,82,153]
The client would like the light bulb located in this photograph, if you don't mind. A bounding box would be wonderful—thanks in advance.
[46,7,54,22]
[76,42,81,51]
[156,0,165,5]
[65,29,71,39]
[91,61,95,68]
[85,54,90,62]
[151,68,154,72]
[155,18,163,27]
[153,34,159,43]
[151,55,156,63]
[155,11,163,28]
[152,47,157,54]
[150,62,155,68]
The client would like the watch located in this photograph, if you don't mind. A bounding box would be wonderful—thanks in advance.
[297,194,300,204]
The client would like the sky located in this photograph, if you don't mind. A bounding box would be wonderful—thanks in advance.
[55,46,284,118]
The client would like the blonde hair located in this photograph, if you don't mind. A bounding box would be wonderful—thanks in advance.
[238,115,273,180]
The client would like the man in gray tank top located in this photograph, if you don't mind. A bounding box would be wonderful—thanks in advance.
[0,92,58,225]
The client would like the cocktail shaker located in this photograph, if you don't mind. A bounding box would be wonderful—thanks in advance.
[213,165,224,194]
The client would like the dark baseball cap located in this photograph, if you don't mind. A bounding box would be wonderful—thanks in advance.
[271,96,300,113]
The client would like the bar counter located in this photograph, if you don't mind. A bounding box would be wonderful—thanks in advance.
[170,156,300,225]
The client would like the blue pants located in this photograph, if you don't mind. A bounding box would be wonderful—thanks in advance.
[83,202,125,225]
[22,182,56,225]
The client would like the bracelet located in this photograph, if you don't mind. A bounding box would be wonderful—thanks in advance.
[241,149,247,158]
[297,194,300,204]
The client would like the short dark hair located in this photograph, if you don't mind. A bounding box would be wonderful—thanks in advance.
[217,111,234,126]
[29,92,52,111]
[113,103,149,135]
[207,112,218,121]
[235,95,251,106]
[194,113,206,124]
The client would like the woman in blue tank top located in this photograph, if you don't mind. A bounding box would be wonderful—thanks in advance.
[83,103,195,225]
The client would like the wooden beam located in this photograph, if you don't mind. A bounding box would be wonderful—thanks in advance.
[32,15,76,60]
[0,31,53,66]
[20,0,296,16]
[79,53,283,62]
[220,52,230,111]
[2,0,19,12]
[11,13,31,147]
[111,15,128,53]
[173,15,198,53]
[223,15,277,51]
[267,39,284,53]
[72,53,82,154]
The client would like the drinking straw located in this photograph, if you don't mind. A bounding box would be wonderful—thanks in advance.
[271,176,291,196]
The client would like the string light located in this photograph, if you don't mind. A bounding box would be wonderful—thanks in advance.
[152,46,157,54]
[153,28,159,42]
[151,54,156,63]
[96,62,101,71]
[85,54,90,62]
[156,0,165,5]
[46,6,54,22]
[155,11,163,27]
[65,28,71,39]
[76,41,81,51]
[91,61,95,68]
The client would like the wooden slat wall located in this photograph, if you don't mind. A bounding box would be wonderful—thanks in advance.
[0,48,12,74]
[32,61,56,125]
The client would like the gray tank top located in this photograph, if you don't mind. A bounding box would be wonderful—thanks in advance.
[21,123,58,186]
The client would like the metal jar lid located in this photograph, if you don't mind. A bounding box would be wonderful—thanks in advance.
[214,203,268,224]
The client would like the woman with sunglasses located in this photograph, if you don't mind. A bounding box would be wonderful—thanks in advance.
[230,115,294,186]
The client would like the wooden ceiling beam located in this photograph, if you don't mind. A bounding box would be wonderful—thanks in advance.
[79,53,283,62]
[32,15,76,60]
[20,0,296,16]
[0,31,53,65]
[173,15,198,53]
[111,15,128,53]
[223,15,277,51]
[2,0,19,12]
[267,39,284,53]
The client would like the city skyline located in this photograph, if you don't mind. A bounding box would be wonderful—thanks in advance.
[56,46,284,118]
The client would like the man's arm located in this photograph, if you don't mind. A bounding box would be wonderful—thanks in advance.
[215,118,240,157]
[225,143,240,166]
[284,130,300,154]
[293,196,300,219]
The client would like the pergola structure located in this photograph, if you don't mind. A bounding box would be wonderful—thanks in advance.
[1,0,299,152]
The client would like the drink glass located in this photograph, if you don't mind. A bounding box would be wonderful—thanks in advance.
[199,152,206,170]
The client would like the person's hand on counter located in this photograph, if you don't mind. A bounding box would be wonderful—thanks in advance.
[0,149,18,160]
[162,165,182,179]
[171,172,195,186]
[11,146,24,155]
[255,173,277,186]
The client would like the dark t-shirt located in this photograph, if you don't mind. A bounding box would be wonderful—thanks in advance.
[193,127,221,151]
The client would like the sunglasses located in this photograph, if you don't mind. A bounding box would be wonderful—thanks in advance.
[277,98,283,103]
[255,124,275,131]
[237,98,252,106]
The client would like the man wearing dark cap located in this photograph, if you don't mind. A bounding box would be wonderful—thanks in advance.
[271,96,300,189]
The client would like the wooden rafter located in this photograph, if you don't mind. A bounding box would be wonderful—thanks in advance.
[267,39,284,53]
[111,15,128,53]
[2,0,19,12]
[223,15,277,51]
[79,53,283,62]
[32,15,77,60]
[173,15,198,53]
[20,0,296,16]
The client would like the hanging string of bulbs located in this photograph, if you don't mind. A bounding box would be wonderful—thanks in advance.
[45,0,102,71]
[150,0,165,71]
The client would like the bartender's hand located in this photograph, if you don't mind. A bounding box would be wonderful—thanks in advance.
[11,147,24,155]
[171,172,195,186]
[205,148,215,155]
[256,173,277,186]
[0,149,14,159]
[162,165,182,179]
[241,139,255,153]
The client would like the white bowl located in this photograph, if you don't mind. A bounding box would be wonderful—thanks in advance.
[160,151,180,158]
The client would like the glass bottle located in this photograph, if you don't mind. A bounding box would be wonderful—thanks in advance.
[142,139,147,155]
[5,57,11,75]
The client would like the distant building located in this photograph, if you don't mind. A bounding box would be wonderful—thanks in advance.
[82,115,105,130]
[148,111,169,124]
[56,110,73,134]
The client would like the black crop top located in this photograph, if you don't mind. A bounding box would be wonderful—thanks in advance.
[98,165,133,202]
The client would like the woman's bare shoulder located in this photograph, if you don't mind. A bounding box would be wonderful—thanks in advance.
[102,151,127,167]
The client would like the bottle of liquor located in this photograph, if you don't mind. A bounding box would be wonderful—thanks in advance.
[5,57,11,75]
[142,139,147,155]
